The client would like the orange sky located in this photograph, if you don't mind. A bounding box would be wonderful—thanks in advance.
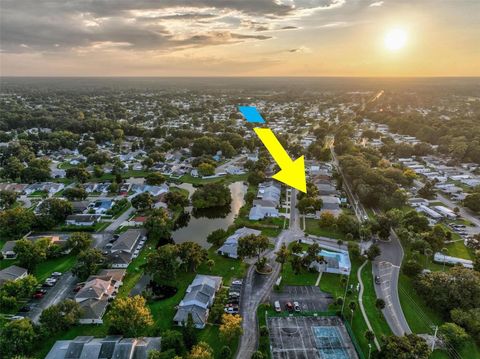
[1,0,479,77]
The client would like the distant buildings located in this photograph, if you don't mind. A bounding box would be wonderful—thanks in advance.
[249,181,281,220]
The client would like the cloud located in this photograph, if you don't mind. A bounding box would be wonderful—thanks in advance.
[369,1,384,7]
[0,0,344,54]
[287,46,311,53]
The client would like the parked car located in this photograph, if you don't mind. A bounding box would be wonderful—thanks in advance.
[274,301,281,312]
[20,304,33,312]
[232,280,243,286]
[224,307,239,314]
[294,301,301,312]
[375,276,381,285]
[10,315,25,321]
[285,301,294,312]
[51,272,62,277]
[42,282,55,288]
[33,292,45,299]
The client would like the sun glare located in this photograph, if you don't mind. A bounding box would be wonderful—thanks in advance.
[384,28,407,51]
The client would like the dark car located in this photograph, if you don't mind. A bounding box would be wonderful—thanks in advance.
[33,292,44,299]
[20,304,33,312]
[375,276,381,285]
[285,302,294,312]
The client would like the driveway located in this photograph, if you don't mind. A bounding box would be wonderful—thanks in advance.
[104,206,135,233]
[269,285,333,312]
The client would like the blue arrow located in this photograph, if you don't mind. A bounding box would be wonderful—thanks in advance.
[238,106,265,123]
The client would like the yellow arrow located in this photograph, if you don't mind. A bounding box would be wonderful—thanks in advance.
[253,127,306,193]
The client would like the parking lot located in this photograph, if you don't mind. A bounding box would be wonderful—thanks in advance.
[270,285,333,313]
[267,315,358,359]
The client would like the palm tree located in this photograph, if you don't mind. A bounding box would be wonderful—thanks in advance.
[206,259,215,272]
[375,298,386,312]
[337,239,344,249]
[275,244,290,268]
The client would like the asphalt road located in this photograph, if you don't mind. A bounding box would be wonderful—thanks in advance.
[26,272,76,324]
[372,230,411,336]
[331,143,411,336]
[236,188,303,359]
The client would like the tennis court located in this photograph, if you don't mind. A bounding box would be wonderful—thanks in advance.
[267,316,358,359]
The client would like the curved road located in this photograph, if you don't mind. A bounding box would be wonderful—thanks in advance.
[357,261,381,350]
[372,230,411,336]
[331,143,411,336]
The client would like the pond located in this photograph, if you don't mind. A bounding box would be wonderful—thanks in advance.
[171,181,247,248]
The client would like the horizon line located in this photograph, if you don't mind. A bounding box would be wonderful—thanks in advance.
[1,75,480,79]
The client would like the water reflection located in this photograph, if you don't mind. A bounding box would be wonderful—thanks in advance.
[171,181,247,248]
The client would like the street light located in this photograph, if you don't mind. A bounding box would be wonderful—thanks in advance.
[368,343,372,359]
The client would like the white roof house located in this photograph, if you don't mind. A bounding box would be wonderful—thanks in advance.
[217,227,261,259]
[173,274,222,329]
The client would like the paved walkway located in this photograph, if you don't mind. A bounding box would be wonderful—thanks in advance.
[357,261,381,351]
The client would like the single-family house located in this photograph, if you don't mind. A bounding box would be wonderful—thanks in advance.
[1,241,17,259]
[173,274,222,329]
[75,269,126,324]
[107,229,143,268]
[90,199,114,214]
[0,265,28,286]
[217,227,261,259]
[66,214,100,226]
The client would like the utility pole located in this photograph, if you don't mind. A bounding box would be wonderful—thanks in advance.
[431,325,438,351]
[340,273,351,315]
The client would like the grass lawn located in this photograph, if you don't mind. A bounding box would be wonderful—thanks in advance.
[198,324,239,359]
[0,254,76,282]
[33,254,77,282]
[178,173,248,186]
[280,263,319,286]
[304,218,345,240]
[445,240,473,260]
[257,304,272,358]
[398,274,480,359]
[360,262,392,340]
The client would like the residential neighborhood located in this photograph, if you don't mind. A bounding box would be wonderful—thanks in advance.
[0,77,480,359]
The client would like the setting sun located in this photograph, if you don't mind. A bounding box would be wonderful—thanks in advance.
[384,28,408,51]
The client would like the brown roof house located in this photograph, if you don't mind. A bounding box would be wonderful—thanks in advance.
[75,269,126,324]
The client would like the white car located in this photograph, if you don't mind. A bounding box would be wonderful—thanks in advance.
[294,301,301,312]
[51,272,62,277]
[274,301,281,312]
